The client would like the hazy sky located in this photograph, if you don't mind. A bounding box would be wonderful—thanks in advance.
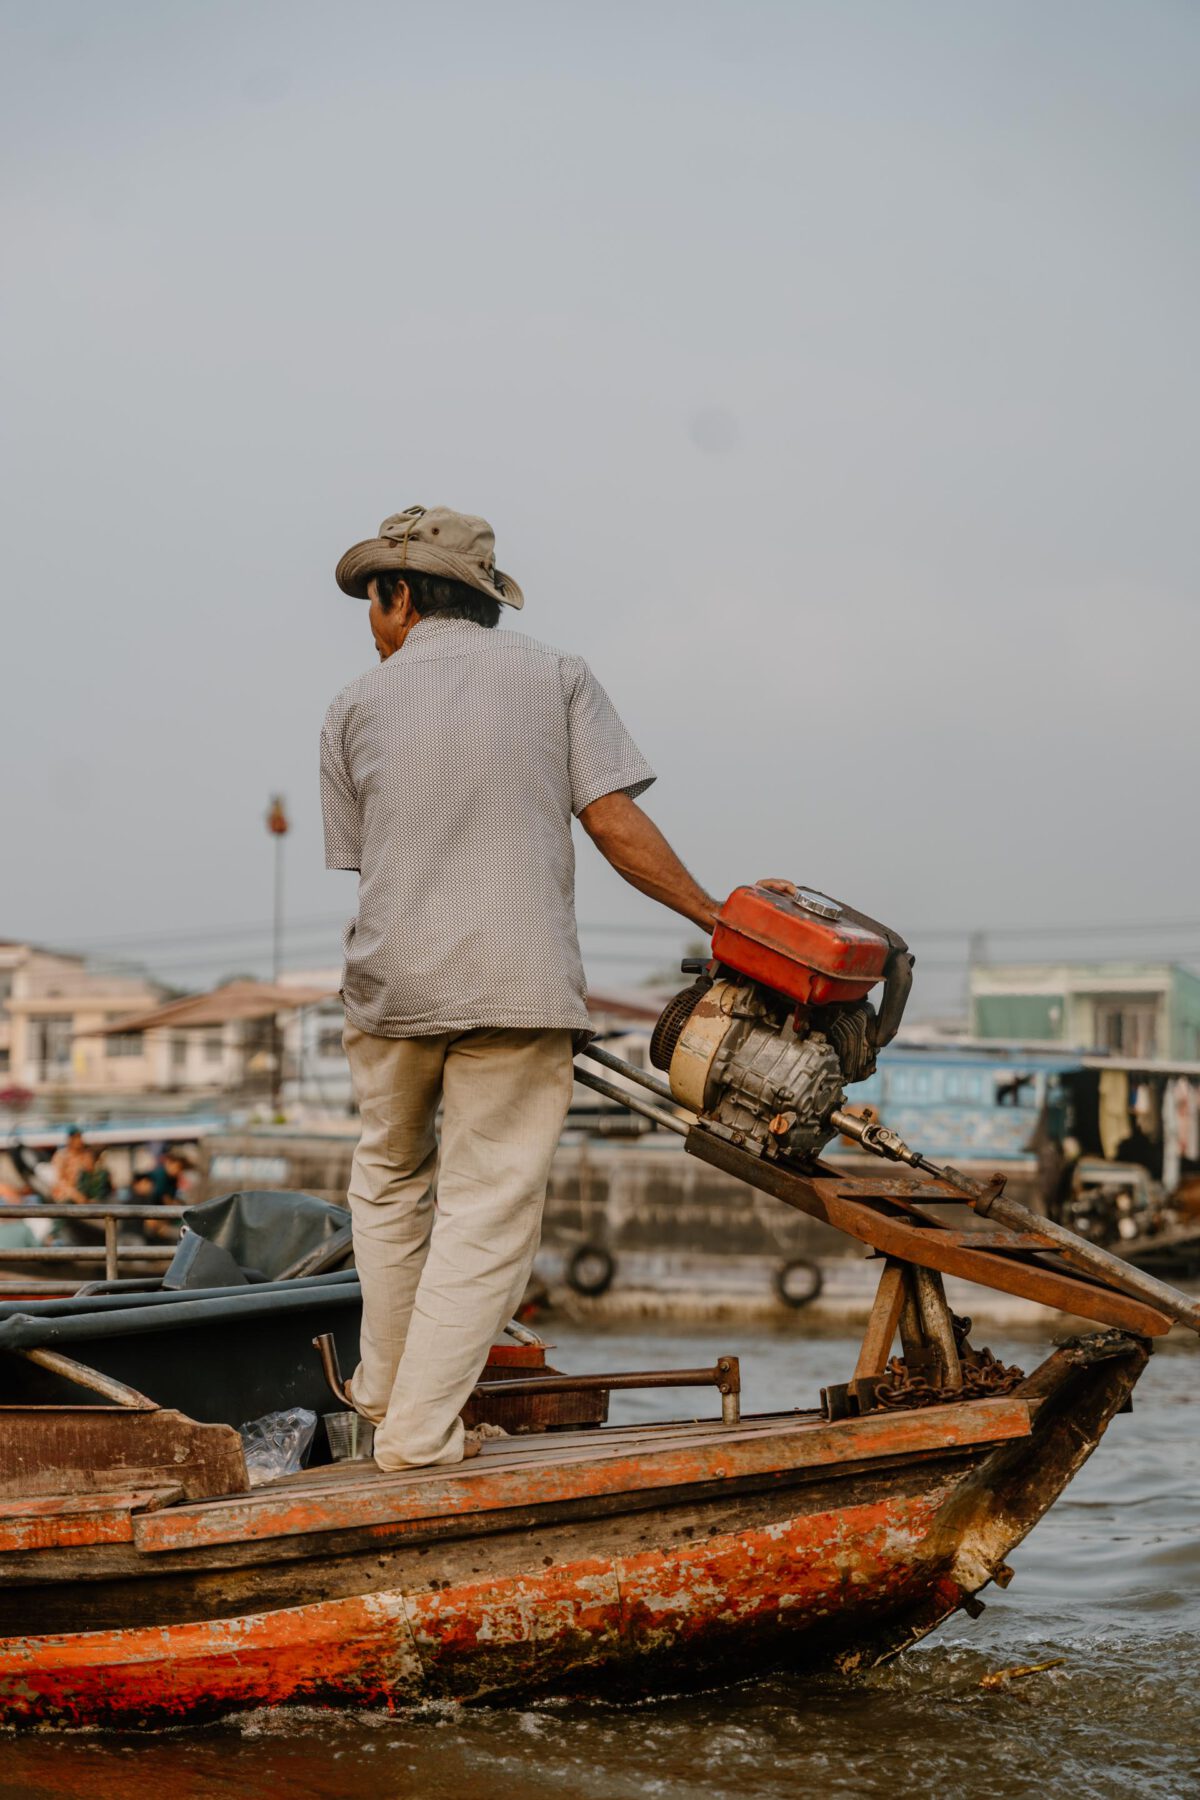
[3,1,1198,1016]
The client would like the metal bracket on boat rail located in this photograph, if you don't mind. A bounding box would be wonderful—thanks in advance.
[685,1125,1180,1339]
[312,1334,742,1426]
[830,1108,1200,1334]
[473,1358,742,1426]
[577,1042,1200,1337]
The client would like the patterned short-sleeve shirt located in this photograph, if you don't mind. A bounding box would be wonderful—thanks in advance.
[321,616,655,1037]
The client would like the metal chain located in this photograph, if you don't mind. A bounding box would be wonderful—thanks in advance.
[873,1321,1025,1412]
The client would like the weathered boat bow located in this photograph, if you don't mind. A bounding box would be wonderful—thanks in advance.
[837,1326,1149,1672]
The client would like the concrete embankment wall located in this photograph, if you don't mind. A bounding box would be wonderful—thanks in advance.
[198,1128,1057,1326]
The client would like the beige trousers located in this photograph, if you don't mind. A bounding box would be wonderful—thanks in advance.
[342,1022,575,1470]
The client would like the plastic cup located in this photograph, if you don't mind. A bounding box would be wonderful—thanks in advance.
[324,1409,375,1460]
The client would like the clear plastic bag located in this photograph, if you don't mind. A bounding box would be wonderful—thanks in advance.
[238,1406,317,1487]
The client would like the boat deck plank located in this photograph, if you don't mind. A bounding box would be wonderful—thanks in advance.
[254,1417,815,1502]
[262,1409,825,1498]
[130,1396,1034,1556]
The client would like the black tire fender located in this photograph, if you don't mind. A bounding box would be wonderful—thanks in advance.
[566,1242,616,1298]
[773,1256,823,1309]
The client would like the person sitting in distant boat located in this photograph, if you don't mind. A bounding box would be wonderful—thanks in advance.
[73,1147,113,1204]
[148,1146,190,1205]
[130,1166,178,1244]
[47,1125,88,1201]
[50,1145,113,1249]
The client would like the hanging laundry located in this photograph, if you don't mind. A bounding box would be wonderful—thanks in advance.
[1163,1079,1184,1194]
[1133,1082,1162,1143]
[1184,1081,1200,1163]
[1098,1069,1130,1162]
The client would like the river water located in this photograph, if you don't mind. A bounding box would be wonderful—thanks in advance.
[5,1321,1199,1800]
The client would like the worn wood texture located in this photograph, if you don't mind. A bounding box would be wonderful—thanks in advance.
[912,1268,962,1388]
[126,1398,1033,1558]
[0,1483,979,1726]
[0,1408,247,1503]
[0,1487,182,1554]
[852,1262,907,1381]
[1,1456,970,1635]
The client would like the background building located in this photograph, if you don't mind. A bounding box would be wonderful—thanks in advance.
[0,942,167,1097]
[970,962,1200,1061]
[0,940,250,1110]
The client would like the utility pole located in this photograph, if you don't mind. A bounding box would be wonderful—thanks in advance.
[266,795,290,1114]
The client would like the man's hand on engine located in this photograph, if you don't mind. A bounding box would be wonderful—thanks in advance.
[758,879,798,897]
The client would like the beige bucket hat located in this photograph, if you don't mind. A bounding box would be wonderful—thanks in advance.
[335,504,524,610]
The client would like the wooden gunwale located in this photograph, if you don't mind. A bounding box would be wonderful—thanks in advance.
[3,1450,985,1636]
[0,1398,1033,1586]
[0,1431,1019,1600]
[131,1396,1033,1555]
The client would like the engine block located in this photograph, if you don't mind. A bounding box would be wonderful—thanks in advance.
[661,980,845,1162]
[649,884,911,1168]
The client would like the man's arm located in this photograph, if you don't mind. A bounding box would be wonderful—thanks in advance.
[578,791,720,933]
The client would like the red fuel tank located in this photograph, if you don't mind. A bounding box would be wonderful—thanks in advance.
[711,885,890,1006]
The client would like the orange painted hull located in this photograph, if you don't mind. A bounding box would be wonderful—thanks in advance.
[1,1491,958,1726]
[0,1333,1147,1726]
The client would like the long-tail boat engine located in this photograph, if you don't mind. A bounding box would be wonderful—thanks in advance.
[573,877,1200,1342]
[650,884,915,1165]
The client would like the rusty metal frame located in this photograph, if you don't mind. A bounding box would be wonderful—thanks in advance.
[474,1359,742,1426]
[685,1127,1173,1336]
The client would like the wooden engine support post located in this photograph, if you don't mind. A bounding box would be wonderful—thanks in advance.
[850,1260,906,1394]
[844,1257,962,1415]
[911,1266,962,1390]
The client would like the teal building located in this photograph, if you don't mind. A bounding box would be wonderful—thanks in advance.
[969,962,1200,1062]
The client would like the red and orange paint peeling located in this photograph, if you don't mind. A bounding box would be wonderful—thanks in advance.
[0,1488,960,1725]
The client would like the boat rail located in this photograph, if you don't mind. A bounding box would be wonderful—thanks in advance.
[0,1204,187,1283]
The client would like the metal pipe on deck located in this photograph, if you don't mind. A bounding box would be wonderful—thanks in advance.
[473,1358,742,1424]
[0,1205,188,1221]
[0,1247,175,1263]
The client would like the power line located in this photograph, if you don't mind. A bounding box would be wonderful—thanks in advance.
[55,910,1200,956]
[50,914,692,954]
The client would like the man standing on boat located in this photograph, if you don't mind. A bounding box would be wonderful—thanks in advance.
[323,505,719,1470]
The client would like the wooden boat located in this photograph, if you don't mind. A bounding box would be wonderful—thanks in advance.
[0,1096,1194,1726]
[0,1321,1150,1726]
